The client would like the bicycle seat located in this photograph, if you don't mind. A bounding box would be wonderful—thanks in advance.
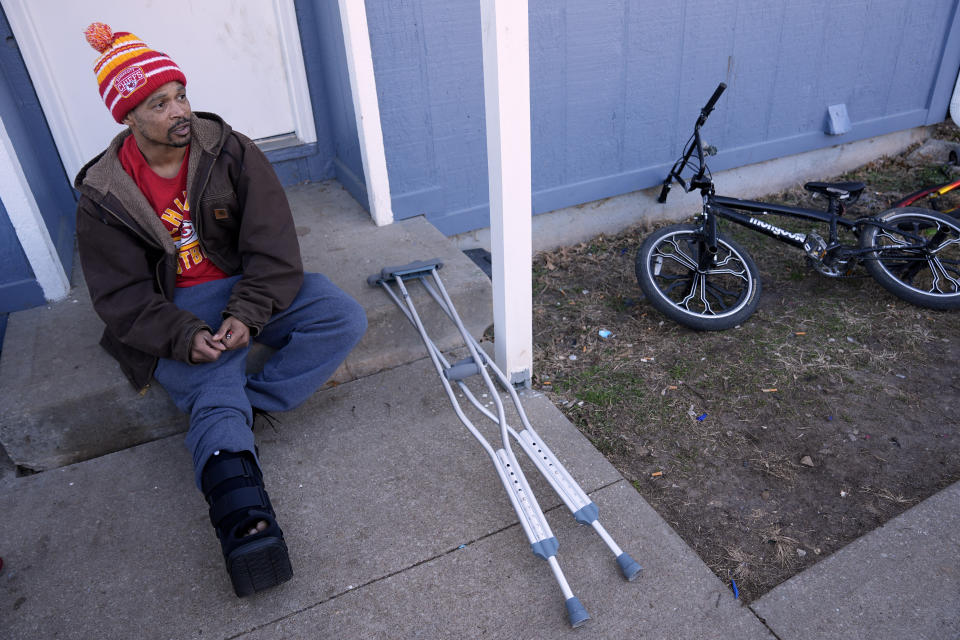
[804,181,865,200]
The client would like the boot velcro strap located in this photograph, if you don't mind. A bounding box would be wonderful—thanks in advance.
[201,455,258,495]
[209,486,270,526]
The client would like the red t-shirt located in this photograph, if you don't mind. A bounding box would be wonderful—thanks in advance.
[119,135,228,287]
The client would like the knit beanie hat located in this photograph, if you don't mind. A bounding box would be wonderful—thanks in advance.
[84,22,187,123]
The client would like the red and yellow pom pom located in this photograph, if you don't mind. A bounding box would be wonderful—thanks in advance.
[84,22,115,53]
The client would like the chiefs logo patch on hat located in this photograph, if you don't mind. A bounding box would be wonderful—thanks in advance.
[114,66,146,98]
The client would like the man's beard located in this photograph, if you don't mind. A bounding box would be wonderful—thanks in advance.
[132,115,191,148]
[165,119,191,147]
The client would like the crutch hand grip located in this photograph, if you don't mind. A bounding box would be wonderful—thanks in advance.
[367,259,444,286]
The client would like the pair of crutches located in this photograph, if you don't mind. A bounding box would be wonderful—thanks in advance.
[367,260,641,628]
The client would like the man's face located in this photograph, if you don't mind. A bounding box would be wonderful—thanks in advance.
[122,81,192,149]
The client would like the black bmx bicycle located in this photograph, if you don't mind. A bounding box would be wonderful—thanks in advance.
[635,83,960,330]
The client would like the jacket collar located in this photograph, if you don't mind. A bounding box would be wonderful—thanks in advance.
[74,112,231,254]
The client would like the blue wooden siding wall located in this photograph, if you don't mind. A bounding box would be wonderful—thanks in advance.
[0,200,43,313]
[366,0,487,229]
[366,0,960,237]
[283,0,366,205]
[301,0,367,206]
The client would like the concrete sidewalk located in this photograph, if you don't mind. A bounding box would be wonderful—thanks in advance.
[0,357,772,639]
[2,355,958,638]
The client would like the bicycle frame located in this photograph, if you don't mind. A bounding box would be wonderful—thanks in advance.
[692,180,938,269]
[708,196,846,248]
[660,83,933,262]
[702,181,945,267]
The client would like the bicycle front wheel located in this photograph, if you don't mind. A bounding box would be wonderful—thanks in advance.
[635,224,761,330]
[860,206,960,309]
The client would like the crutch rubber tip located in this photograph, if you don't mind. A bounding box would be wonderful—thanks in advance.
[616,552,643,582]
[565,596,591,628]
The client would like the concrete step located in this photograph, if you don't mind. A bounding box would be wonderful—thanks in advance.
[0,180,491,473]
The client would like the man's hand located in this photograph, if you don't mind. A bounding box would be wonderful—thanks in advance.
[213,316,250,351]
[190,329,226,363]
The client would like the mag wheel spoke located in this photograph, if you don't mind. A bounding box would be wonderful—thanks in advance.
[680,274,711,314]
[929,255,960,294]
[706,265,750,281]
[930,235,960,256]
[704,280,746,308]
[652,238,699,272]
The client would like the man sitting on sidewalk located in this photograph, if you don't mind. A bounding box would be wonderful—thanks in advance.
[75,23,367,596]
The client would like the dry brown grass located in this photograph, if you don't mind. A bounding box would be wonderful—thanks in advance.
[531,127,960,602]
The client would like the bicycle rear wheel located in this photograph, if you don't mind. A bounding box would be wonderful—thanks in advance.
[860,206,960,309]
[635,224,761,330]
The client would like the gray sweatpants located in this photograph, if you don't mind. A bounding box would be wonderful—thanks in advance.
[153,273,367,488]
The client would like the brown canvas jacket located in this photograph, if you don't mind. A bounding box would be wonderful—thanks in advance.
[74,112,304,390]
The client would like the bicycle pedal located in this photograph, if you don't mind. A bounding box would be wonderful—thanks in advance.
[803,232,828,260]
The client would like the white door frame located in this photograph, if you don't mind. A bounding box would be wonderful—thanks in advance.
[0,114,70,302]
[337,0,393,226]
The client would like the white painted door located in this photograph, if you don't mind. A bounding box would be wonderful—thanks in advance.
[3,0,315,179]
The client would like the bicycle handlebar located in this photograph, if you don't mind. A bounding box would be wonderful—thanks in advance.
[659,83,726,203]
[701,82,727,120]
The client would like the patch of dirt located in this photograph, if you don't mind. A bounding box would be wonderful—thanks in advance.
[532,123,960,603]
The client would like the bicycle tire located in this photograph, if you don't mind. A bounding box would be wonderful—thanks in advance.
[859,206,960,309]
[635,224,761,330]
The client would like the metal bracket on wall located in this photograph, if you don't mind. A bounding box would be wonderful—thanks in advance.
[826,103,852,135]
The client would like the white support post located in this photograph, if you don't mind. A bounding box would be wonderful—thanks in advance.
[0,115,70,302]
[480,0,532,386]
[338,0,394,226]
